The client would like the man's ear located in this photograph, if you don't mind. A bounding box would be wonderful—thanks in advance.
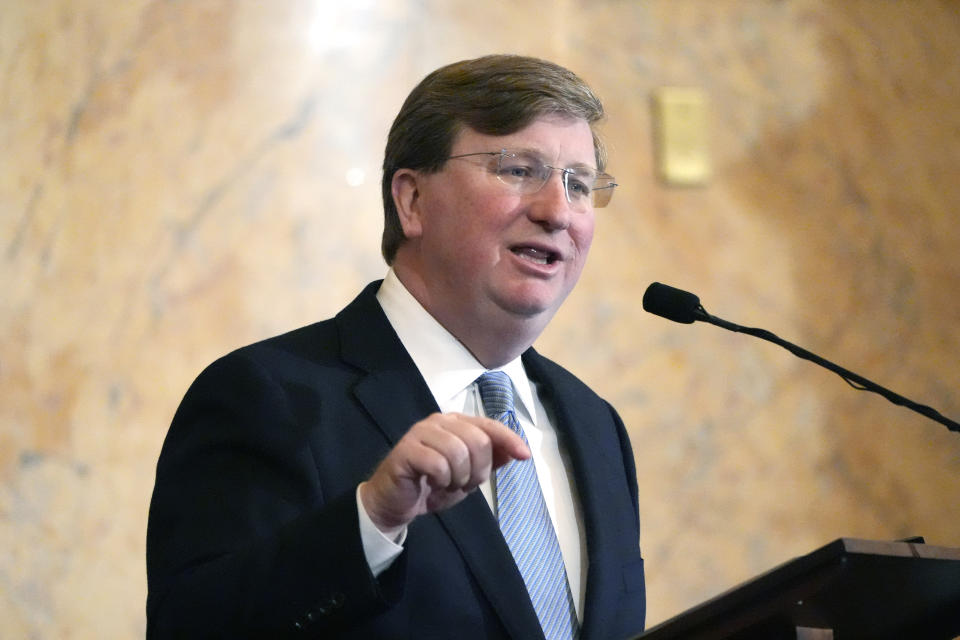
[391,168,425,239]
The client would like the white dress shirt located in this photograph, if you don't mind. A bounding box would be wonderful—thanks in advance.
[355,269,586,619]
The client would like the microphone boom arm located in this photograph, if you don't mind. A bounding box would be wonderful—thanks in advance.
[693,305,960,434]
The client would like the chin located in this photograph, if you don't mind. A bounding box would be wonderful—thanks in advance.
[494,290,566,320]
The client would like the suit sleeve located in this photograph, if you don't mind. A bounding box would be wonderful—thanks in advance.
[609,400,642,540]
[146,351,403,638]
[609,399,646,633]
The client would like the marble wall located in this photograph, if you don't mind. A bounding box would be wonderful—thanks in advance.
[2,0,959,636]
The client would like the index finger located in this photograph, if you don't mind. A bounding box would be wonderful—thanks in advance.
[452,413,530,467]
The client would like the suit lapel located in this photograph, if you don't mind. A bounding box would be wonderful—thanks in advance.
[337,281,439,446]
[523,349,623,640]
[336,283,546,640]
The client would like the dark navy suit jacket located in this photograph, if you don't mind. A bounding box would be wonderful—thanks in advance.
[146,281,645,639]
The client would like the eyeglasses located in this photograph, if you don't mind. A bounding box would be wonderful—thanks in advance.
[445,149,618,210]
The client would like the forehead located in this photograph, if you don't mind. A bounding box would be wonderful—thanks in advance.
[451,115,596,166]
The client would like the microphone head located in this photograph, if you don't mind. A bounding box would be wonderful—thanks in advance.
[643,282,702,324]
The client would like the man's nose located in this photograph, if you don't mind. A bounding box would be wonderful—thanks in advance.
[527,170,573,230]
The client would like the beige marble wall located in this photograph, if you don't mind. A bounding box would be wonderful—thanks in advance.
[3,0,959,636]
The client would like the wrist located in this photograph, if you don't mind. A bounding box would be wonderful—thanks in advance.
[358,481,406,540]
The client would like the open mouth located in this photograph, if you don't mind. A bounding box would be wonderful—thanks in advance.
[511,246,559,265]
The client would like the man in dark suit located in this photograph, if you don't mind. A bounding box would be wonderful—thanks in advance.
[147,54,645,639]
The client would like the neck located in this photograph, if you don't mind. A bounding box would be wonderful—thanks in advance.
[391,261,547,369]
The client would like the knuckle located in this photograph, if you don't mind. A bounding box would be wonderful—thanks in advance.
[424,457,450,484]
[450,438,471,465]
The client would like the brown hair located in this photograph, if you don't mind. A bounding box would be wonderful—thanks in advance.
[380,54,606,264]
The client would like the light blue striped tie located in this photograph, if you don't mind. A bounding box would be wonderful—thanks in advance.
[477,371,579,640]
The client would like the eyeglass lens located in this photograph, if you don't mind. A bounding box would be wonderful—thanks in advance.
[495,151,615,209]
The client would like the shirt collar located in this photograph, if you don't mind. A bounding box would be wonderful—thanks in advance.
[375,269,537,424]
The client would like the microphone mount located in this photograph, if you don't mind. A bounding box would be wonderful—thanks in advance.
[645,283,960,434]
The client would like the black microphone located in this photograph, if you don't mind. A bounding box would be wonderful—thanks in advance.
[642,282,705,324]
[642,282,960,434]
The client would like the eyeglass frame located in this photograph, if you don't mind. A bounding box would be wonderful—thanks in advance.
[444,149,618,209]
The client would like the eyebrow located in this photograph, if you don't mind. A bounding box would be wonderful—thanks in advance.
[512,147,598,173]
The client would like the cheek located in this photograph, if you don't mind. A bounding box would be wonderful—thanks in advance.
[571,216,596,256]
[461,202,523,255]
[431,213,500,274]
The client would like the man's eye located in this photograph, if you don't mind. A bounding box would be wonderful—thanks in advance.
[567,178,591,197]
[500,164,534,179]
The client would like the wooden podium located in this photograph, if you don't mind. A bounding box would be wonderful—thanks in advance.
[635,538,960,639]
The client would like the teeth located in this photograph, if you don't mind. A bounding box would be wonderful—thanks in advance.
[513,246,553,265]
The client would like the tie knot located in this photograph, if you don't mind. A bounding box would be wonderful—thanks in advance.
[476,371,516,419]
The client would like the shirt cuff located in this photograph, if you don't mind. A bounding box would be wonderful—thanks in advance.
[356,484,407,577]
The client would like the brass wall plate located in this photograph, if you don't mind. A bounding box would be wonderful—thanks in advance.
[652,87,710,186]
